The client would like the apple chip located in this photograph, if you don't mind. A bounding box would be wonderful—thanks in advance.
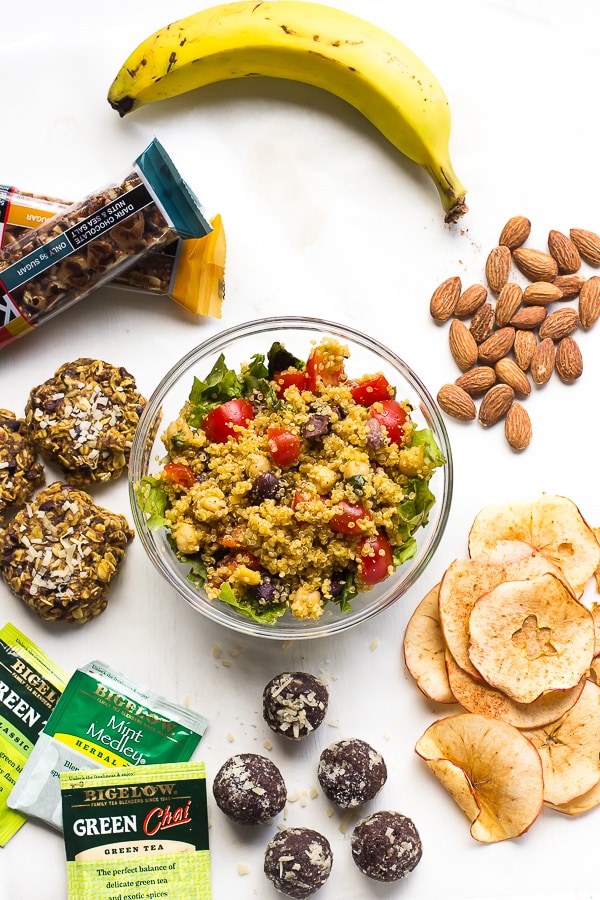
[403,584,455,704]
[415,713,544,843]
[522,680,600,805]
[468,494,600,598]
[546,778,600,816]
[446,651,585,729]
[438,550,565,681]
[468,573,595,704]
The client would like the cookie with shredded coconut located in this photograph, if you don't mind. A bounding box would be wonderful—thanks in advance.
[0,409,45,516]
[0,481,134,623]
[262,671,329,740]
[25,358,146,486]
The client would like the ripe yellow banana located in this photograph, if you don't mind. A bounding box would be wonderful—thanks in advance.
[108,1,467,222]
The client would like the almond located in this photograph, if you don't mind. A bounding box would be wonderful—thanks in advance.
[430,276,461,322]
[548,230,581,274]
[530,338,555,385]
[522,282,563,306]
[570,228,600,265]
[455,366,496,396]
[499,215,531,250]
[512,247,558,282]
[494,357,531,397]
[509,306,547,329]
[436,383,477,421]
[538,306,579,341]
[485,245,512,293]
[478,326,516,364]
[494,283,523,327]
[454,283,488,318]
[469,302,495,343]
[505,402,532,451]
[552,274,585,298]
[578,275,600,329]
[555,336,583,383]
[449,319,479,370]
[478,383,515,427]
[514,330,537,371]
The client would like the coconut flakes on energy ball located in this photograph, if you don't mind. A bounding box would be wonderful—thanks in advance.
[0,409,45,516]
[25,358,146,486]
[0,481,133,623]
[262,672,329,740]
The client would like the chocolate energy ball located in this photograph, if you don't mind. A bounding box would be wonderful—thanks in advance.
[351,810,423,882]
[0,409,44,516]
[317,738,387,808]
[0,481,133,623]
[264,827,333,898]
[212,753,286,825]
[263,672,329,740]
[25,358,146,486]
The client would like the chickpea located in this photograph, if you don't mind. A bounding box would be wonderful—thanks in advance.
[308,464,338,494]
[342,458,371,480]
[164,418,194,450]
[174,522,200,554]
[246,453,271,479]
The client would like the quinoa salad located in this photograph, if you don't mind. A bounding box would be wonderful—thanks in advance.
[136,337,446,623]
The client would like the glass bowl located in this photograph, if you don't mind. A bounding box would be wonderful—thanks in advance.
[129,316,453,639]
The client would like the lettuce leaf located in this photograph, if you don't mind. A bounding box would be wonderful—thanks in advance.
[187,353,243,425]
[136,476,170,529]
[218,582,288,624]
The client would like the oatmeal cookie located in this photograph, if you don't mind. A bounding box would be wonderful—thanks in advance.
[0,481,134,623]
[0,409,44,516]
[25,358,146,486]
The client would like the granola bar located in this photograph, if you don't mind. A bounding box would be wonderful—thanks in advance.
[25,358,146,486]
[0,481,134,623]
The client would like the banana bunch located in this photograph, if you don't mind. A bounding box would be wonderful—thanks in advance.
[108,1,467,222]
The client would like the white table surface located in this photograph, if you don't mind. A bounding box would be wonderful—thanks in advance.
[2,1,600,898]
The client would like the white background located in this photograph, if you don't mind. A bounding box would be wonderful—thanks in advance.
[2,1,600,898]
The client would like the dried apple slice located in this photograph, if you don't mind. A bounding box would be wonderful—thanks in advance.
[415,713,544,842]
[522,680,600,805]
[546,778,600,816]
[438,549,565,681]
[468,494,600,598]
[403,584,455,704]
[446,651,585,729]
[468,573,595,704]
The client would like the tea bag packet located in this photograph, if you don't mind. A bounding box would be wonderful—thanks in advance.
[0,622,68,845]
[7,660,208,831]
[0,138,213,349]
[61,761,211,900]
[0,185,225,319]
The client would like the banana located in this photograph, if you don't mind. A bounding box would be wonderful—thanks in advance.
[108,1,467,222]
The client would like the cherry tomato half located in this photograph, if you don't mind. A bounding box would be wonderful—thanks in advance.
[203,399,254,443]
[350,373,393,406]
[273,369,309,397]
[267,427,301,467]
[329,500,373,534]
[359,532,394,585]
[306,347,345,392]
[369,399,408,445]
[164,461,196,488]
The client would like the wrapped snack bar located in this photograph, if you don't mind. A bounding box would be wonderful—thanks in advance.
[0,186,225,319]
[0,138,212,349]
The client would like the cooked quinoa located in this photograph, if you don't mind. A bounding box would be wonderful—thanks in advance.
[138,338,445,623]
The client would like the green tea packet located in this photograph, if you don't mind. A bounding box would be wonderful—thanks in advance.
[0,621,68,845]
[7,660,208,832]
[61,761,211,900]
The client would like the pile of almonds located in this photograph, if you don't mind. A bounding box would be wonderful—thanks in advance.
[432,216,600,451]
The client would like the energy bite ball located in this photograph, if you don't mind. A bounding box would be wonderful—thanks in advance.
[317,738,387,808]
[212,753,286,825]
[25,358,146,486]
[263,672,329,740]
[0,410,44,516]
[0,481,133,623]
[351,810,423,882]
[264,827,333,899]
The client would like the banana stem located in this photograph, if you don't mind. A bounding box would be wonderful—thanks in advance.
[424,162,468,224]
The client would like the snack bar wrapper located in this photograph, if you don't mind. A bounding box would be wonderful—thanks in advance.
[0,138,217,349]
[0,188,225,320]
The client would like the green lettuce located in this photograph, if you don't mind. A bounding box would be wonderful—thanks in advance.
[136,476,170,529]
[218,582,288,624]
